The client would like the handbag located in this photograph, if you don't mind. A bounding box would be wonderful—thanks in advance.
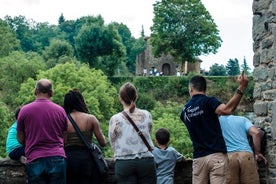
[121,111,153,152]
[67,114,108,176]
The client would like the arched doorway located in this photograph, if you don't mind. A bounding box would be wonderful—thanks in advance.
[162,63,171,75]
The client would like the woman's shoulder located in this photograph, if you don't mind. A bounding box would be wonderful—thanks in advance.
[135,108,150,115]
[110,112,123,120]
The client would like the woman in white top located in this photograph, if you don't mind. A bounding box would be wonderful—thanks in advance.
[109,82,157,184]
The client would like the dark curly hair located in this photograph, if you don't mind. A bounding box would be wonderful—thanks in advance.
[63,89,89,114]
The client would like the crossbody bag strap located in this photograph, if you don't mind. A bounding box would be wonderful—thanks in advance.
[121,111,153,152]
[67,114,90,149]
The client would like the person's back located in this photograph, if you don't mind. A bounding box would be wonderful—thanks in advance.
[109,82,156,184]
[63,89,106,184]
[219,115,267,184]
[18,99,67,161]
[219,115,253,153]
[17,78,68,184]
[153,128,184,184]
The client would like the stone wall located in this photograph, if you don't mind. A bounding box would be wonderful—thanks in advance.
[252,0,276,183]
[0,158,192,184]
[0,158,268,183]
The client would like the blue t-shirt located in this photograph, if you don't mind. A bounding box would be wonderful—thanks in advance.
[219,115,253,153]
[180,94,226,158]
[152,146,183,184]
[6,122,22,154]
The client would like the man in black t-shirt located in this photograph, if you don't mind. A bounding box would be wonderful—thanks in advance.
[180,71,248,184]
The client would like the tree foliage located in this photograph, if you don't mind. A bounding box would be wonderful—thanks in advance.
[226,58,240,76]
[0,51,46,108]
[150,0,222,62]
[110,22,147,74]
[208,63,227,76]
[75,21,126,76]
[15,62,117,122]
[2,14,145,76]
[4,15,60,54]
[0,19,20,57]
[241,57,251,75]
[151,101,192,158]
[58,13,65,25]
[42,39,74,68]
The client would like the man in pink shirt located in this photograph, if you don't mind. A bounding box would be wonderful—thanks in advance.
[17,78,68,184]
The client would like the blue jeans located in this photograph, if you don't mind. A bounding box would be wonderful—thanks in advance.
[26,156,66,184]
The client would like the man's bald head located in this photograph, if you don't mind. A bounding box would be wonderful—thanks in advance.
[34,78,53,97]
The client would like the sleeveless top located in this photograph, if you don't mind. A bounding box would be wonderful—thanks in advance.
[65,131,92,147]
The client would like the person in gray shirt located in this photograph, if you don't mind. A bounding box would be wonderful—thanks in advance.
[152,128,186,184]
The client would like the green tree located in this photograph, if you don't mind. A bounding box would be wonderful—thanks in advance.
[241,57,251,75]
[75,22,126,76]
[110,22,147,75]
[111,22,136,74]
[58,13,65,25]
[150,0,222,63]
[208,63,227,76]
[15,62,117,122]
[58,20,78,53]
[4,15,35,52]
[31,22,61,54]
[42,39,74,68]
[4,15,60,54]
[226,58,240,76]
[0,51,46,108]
[0,19,20,57]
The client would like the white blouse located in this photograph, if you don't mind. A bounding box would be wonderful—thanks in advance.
[108,108,154,160]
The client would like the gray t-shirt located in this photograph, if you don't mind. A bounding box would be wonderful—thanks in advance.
[153,146,183,184]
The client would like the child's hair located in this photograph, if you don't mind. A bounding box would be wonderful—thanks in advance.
[155,128,170,145]
[15,106,22,120]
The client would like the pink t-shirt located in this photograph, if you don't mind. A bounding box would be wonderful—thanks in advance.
[17,98,68,163]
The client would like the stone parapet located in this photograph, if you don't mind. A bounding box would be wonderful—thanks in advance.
[0,158,268,183]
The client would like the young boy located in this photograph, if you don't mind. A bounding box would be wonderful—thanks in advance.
[6,106,26,164]
[152,128,186,184]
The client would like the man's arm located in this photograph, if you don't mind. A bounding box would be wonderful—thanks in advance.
[17,130,25,145]
[216,71,249,115]
[248,126,267,164]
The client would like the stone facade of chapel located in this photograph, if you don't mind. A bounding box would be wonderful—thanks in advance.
[135,37,202,76]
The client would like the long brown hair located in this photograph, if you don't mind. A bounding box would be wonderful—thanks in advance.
[119,82,137,113]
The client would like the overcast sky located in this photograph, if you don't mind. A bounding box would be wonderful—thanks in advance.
[0,0,254,71]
